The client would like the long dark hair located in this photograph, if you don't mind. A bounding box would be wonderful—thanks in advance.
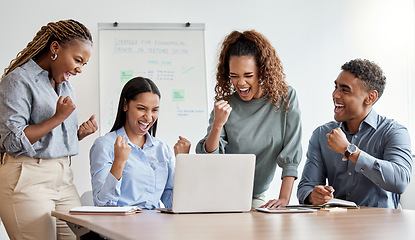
[110,77,161,137]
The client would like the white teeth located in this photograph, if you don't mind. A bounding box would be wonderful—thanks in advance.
[335,103,344,107]
[240,88,249,91]
[139,121,150,126]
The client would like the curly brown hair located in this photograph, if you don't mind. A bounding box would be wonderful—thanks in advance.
[215,30,289,110]
[2,19,92,79]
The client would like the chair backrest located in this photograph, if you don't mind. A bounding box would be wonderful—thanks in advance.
[399,156,415,210]
[80,190,94,206]
[0,219,9,240]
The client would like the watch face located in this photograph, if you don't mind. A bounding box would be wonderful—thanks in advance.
[347,144,357,153]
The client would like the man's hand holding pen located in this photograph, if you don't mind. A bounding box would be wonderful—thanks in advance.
[307,185,335,206]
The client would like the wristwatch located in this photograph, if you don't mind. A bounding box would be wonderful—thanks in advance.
[343,144,357,161]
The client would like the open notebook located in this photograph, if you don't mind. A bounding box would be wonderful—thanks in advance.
[287,198,359,209]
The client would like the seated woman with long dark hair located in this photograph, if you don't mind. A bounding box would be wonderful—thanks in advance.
[90,77,190,210]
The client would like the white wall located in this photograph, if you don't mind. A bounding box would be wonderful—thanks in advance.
[0,0,414,214]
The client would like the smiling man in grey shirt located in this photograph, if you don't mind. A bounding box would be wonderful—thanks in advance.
[297,59,412,208]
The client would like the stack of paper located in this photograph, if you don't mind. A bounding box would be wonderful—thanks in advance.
[69,206,143,215]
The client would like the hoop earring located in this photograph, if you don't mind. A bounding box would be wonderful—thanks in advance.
[51,53,57,61]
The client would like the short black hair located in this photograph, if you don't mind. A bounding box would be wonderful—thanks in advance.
[341,59,386,99]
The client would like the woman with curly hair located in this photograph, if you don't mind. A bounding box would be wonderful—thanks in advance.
[196,30,302,209]
[0,20,97,239]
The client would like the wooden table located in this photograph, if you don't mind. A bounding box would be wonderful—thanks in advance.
[52,208,415,240]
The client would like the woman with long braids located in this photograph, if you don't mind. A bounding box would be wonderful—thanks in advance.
[0,19,98,240]
[196,30,302,209]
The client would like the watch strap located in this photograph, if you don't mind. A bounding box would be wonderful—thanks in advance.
[345,149,351,159]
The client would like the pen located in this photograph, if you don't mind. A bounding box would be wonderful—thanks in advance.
[329,189,334,194]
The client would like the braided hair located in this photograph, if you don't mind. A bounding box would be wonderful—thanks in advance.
[215,30,290,110]
[2,19,92,78]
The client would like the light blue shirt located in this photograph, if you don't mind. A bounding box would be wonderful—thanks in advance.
[297,110,413,208]
[0,59,79,158]
[89,127,174,210]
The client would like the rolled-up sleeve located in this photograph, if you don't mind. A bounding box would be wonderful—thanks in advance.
[0,72,36,157]
[90,137,121,206]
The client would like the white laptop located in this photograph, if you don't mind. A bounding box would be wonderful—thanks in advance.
[157,154,256,213]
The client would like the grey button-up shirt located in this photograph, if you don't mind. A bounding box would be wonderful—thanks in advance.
[297,110,413,208]
[0,59,79,158]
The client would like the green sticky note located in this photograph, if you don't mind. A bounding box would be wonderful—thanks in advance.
[172,90,185,102]
[120,70,133,83]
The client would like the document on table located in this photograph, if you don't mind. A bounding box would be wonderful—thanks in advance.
[287,198,359,209]
[69,206,143,215]
[255,207,317,213]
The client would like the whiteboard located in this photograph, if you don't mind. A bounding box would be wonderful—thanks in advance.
[98,23,208,152]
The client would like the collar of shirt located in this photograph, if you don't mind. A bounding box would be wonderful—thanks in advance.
[24,59,49,80]
[339,109,379,134]
[232,91,269,105]
[114,126,155,149]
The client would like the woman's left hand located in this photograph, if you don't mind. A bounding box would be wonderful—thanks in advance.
[174,136,191,156]
[78,114,98,140]
[260,198,290,209]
